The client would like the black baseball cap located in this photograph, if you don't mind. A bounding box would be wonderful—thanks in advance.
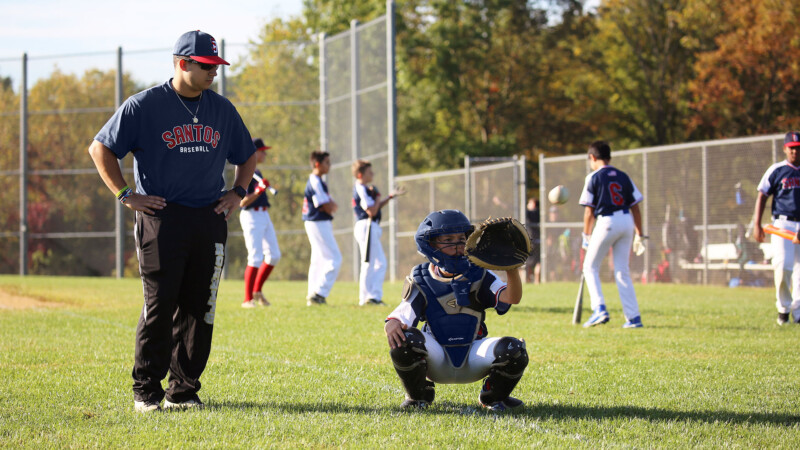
[173,30,230,65]
[785,131,800,147]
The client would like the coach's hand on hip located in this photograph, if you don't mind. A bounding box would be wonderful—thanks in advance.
[215,189,246,220]
[125,193,167,215]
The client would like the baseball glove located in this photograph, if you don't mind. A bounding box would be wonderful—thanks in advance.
[465,217,532,270]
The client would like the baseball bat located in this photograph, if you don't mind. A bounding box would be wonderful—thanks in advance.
[572,273,584,325]
[363,220,373,263]
[764,224,797,242]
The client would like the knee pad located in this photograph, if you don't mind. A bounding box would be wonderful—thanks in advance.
[491,337,528,378]
[389,328,428,371]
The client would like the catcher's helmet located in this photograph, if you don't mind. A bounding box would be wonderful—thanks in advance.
[415,209,474,274]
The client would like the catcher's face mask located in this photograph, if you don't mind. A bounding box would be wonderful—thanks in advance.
[415,209,474,275]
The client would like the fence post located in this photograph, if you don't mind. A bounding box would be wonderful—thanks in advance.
[701,144,709,285]
[115,47,124,278]
[386,0,398,282]
[19,53,28,276]
[319,33,327,153]
[350,20,361,280]
[642,151,648,282]
[464,156,472,219]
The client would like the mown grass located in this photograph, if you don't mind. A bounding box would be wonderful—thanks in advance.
[0,275,798,448]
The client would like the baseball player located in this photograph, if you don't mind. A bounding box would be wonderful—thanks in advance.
[88,30,256,412]
[753,131,800,325]
[579,140,646,328]
[239,138,281,308]
[302,151,341,305]
[384,209,528,411]
[351,159,405,306]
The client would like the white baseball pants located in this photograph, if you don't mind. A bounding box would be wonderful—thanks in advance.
[239,209,281,267]
[304,220,342,298]
[582,210,640,320]
[423,330,501,384]
[770,217,800,319]
[354,219,387,304]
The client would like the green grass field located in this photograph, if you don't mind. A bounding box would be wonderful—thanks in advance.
[1,275,799,448]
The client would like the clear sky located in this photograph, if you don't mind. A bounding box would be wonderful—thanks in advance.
[0,0,602,88]
[0,0,304,86]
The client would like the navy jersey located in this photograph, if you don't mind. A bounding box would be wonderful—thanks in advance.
[302,174,333,221]
[244,169,270,210]
[352,183,381,222]
[757,160,800,217]
[579,165,643,217]
[94,80,254,208]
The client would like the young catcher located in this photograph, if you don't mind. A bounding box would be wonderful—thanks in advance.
[239,138,281,308]
[351,159,405,306]
[753,131,800,325]
[579,140,646,328]
[384,209,528,411]
[302,151,341,306]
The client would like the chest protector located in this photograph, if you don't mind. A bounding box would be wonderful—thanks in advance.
[411,264,487,368]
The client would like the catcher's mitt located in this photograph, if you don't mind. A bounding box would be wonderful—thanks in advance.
[465,217,532,270]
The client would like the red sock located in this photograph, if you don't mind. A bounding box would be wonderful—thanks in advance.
[244,265,258,301]
[254,262,275,292]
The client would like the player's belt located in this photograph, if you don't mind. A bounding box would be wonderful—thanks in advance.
[774,215,800,222]
[248,206,269,211]
[600,209,629,217]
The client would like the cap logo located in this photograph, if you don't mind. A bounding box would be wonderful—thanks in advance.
[210,37,218,55]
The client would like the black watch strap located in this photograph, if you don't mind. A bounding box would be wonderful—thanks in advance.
[232,185,247,199]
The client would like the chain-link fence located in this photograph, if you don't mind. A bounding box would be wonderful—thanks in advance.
[540,134,783,286]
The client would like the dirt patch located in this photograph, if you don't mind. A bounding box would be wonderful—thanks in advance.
[0,289,64,310]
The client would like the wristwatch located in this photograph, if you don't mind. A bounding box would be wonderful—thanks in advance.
[231,185,247,199]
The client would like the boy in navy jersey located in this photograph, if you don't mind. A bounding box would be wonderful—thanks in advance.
[239,138,281,308]
[579,141,646,328]
[303,151,341,305]
[88,30,256,412]
[753,131,800,325]
[351,159,405,306]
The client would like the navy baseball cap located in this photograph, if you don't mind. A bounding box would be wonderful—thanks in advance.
[253,138,271,151]
[785,131,800,147]
[173,30,230,65]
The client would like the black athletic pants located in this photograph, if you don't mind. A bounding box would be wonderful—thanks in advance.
[131,203,227,404]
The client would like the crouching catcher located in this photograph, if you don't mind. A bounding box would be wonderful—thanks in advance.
[384,209,528,411]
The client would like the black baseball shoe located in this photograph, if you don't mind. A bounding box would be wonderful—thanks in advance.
[777,312,790,325]
[480,396,524,412]
[306,293,327,306]
[367,298,388,306]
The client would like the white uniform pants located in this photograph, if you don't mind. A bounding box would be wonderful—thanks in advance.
[582,210,640,320]
[353,219,387,304]
[304,220,342,298]
[423,328,500,384]
[239,209,281,267]
[770,217,800,319]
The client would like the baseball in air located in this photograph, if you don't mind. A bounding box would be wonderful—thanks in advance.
[548,185,569,205]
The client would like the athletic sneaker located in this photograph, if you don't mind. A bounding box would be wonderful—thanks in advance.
[622,316,643,328]
[306,293,327,306]
[400,398,429,409]
[583,306,610,328]
[480,396,524,412]
[164,396,204,410]
[367,298,387,306]
[254,292,271,307]
[777,312,790,325]
[134,400,161,413]
[241,300,256,309]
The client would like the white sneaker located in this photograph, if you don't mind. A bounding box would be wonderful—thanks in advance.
[241,300,256,309]
[254,292,271,306]
[163,397,204,410]
[134,400,161,413]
